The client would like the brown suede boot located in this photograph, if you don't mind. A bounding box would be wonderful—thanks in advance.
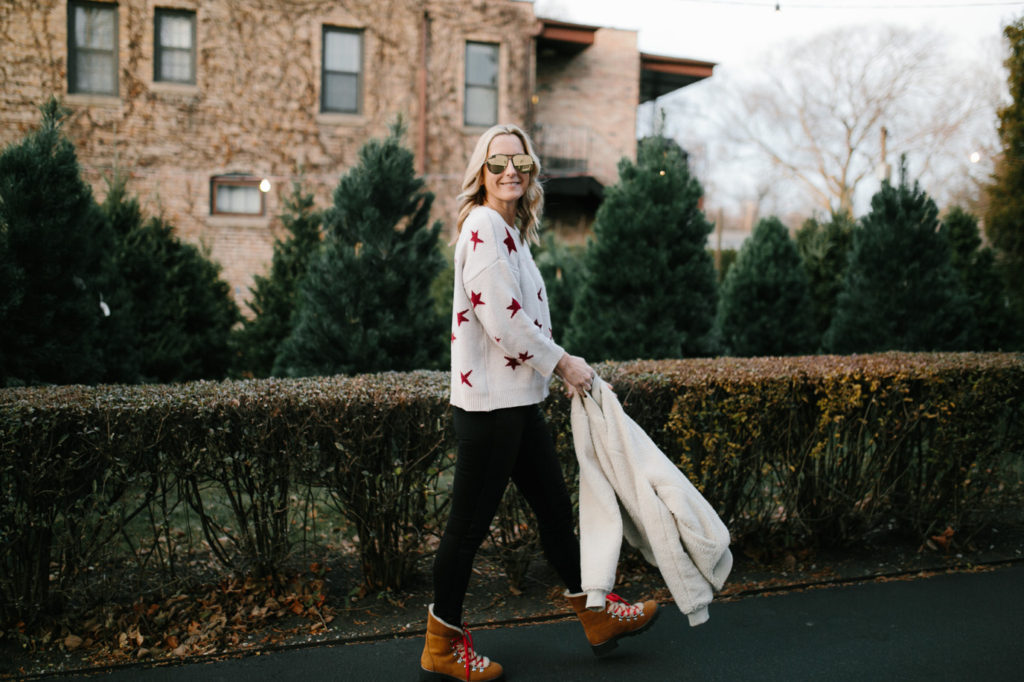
[420,604,504,681]
[566,591,660,655]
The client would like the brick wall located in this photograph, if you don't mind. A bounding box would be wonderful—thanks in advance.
[534,27,640,189]
[0,0,643,311]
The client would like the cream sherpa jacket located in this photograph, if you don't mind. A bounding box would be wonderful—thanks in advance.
[571,376,733,626]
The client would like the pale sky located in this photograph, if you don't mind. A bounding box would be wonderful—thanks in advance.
[533,0,1023,68]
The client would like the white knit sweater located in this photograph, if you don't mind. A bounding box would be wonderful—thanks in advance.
[571,376,733,626]
[449,206,565,411]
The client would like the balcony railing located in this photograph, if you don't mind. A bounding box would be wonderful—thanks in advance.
[531,123,590,175]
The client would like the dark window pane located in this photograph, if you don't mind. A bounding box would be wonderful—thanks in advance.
[156,10,195,83]
[324,30,359,72]
[465,86,497,127]
[215,184,261,214]
[322,27,362,113]
[69,2,117,94]
[324,73,358,113]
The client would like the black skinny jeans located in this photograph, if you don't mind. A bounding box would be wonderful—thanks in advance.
[432,404,582,626]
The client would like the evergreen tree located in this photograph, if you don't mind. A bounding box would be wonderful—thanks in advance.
[795,210,855,346]
[0,98,114,386]
[824,164,972,353]
[941,206,1020,350]
[274,121,446,376]
[566,136,717,360]
[96,177,145,383]
[534,232,585,338]
[231,183,323,378]
[985,16,1024,337]
[100,180,239,383]
[713,248,738,284]
[717,216,815,357]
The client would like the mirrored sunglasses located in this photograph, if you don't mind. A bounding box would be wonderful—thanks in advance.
[485,153,534,175]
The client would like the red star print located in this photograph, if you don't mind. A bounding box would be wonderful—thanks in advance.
[518,351,534,363]
[456,309,469,326]
[451,333,456,343]
[538,288,544,301]
[534,319,543,330]
[460,370,473,387]
[503,228,518,254]
[470,291,485,308]
[470,230,484,251]
[504,356,521,370]
[507,298,522,318]
[495,337,501,343]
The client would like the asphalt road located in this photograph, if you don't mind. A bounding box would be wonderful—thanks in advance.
[60,563,1024,681]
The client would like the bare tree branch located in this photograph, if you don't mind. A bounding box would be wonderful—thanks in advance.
[690,24,997,217]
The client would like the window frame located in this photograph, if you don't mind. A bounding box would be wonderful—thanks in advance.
[210,175,266,217]
[154,7,197,84]
[320,25,363,114]
[67,0,119,96]
[464,41,499,128]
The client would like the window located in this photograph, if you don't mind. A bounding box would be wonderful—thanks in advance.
[321,27,362,114]
[155,8,196,84]
[211,176,265,216]
[67,1,118,96]
[465,42,498,127]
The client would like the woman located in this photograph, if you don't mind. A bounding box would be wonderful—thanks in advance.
[420,124,658,682]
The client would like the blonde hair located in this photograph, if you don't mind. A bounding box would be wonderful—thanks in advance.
[455,124,544,244]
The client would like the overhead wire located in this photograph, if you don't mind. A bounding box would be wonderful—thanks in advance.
[665,0,1023,9]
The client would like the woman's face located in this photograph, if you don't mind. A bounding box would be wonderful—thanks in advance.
[482,134,529,205]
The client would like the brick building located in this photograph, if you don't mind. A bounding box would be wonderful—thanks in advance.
[0,0,713,308]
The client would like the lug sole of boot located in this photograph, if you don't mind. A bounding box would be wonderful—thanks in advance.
[419,667,505,682]
[589,607,662,657]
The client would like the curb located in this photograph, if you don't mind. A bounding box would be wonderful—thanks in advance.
[22,554,1024,681]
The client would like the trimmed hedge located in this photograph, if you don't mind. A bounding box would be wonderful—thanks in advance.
[1,353,1022,625]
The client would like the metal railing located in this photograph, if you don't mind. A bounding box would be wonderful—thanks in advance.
[531,123,590,175]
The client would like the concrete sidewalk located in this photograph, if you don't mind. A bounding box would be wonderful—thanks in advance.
[60,563,1024,681]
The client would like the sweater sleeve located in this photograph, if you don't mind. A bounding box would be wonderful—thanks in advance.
[461,212,564,378]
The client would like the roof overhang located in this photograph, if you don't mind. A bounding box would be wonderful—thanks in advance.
[640,53,715,103]
[536,18,599,56]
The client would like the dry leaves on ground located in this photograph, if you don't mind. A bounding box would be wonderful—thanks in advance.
[9,564,336,670]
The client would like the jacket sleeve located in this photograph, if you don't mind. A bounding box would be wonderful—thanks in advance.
[571,383,624,610]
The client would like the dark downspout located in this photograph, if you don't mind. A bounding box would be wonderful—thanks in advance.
[416,10,430,175]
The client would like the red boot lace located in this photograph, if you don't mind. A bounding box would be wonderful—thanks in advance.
[451,624,488,681]
[606,593,644,620]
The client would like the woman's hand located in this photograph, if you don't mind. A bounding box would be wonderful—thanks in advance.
[555,353,595,398]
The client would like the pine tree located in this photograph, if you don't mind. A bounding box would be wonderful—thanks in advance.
[985,16,1024,337]
[231,183,323,378]
[0,98,114,386]
[795,210,855,347]
[96,177,145,383]
[274,121,446,377]
[100,179,239,383]
[566,136,717,360]
[824,164,972,353]
[941,206,1020,350]
[717,216,815,357]
[534,232,585,338]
